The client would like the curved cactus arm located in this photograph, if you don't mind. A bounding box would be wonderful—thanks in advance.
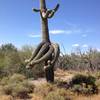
[48,4,60,18]
[25,41,46,63]
[40,4,59,19]
[30,45,54,65]
[47,10,55,18]
[54,4,60,12]
[32,8,40,12]
[51,43,60,65]
[33,42,50,60]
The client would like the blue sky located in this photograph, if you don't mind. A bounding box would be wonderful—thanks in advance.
[0,0,100,53]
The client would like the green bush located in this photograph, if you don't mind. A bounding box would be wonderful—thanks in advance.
[0,43,22,76]
[0,74,34,99]
[45,88,71,100]
[34,83,71,100]
[34,83,57,97]
[70,74,96,85]
[1,85,12,95]
[18,63,45,79]
[70,74,98,95]
[10,73,26,82]
[45,92,65,100]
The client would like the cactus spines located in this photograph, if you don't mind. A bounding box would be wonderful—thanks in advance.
[26,0,60,82]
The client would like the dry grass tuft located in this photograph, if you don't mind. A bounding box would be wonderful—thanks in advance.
[0,95,13,100]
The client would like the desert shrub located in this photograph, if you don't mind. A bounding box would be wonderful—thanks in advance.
[12,83,30,98]
[58,48,100,71]
[0,85,12,95]
[17,64,35,79]
[96,79,100,92]
[45,92,65,100]
[10,73,26,82]
[55,79,69,89]
[72,84,97,95]
[69,74,98,95]
[0,43,44,79]
[31,94,43,100]
[0,43,22,76]
[18,63,45,80]
[0,77,9,86]
[70,74,96,85]
[0,74,34,99]
[34,83,57,97]
[32,63,45,79]
[45,88,71,100]
[95,72,100,79]
[34,83,71,100]
[0,95,13,100]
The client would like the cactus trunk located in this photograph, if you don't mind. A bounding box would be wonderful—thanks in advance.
[26,0,60,83]
[40,0,53,82]
[40,0,50,42]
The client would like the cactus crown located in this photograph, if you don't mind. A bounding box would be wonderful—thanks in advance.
[33,0,59,42]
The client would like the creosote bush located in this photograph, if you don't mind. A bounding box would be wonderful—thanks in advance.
[34,83,57,97]
[33,83,71,100]
[69,74,98,95]
[0,74,34,99]
[45,92,65,100]
[70,74,96,85]
[45,88,71,100]
[18,63,45,79]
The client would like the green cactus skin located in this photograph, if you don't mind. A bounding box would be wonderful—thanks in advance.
[26,0,60,82]
[51,43,60,65]
[25,41,46,63]
[33,42,50,60]
[29,45,54,65]
[46,4,60,19]
[32,0,59,42]
[40,0,50,42]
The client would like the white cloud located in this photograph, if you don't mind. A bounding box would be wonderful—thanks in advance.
[72,44,88,48]
[0,41,8,46]
[72,44,80,47]
[29,23,92,37]
[82,34,87,37]
[97,48,100,52]
[50,29,76,35]
[49,22,93,36]
[29,34,41,38]
[50,28,88,35]
[50,30,65,34]
[82,44,88,48]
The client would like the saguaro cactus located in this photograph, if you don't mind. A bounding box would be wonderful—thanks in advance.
[26,0,60,82]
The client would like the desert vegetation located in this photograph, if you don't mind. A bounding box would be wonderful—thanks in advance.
[0,43,100,100]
